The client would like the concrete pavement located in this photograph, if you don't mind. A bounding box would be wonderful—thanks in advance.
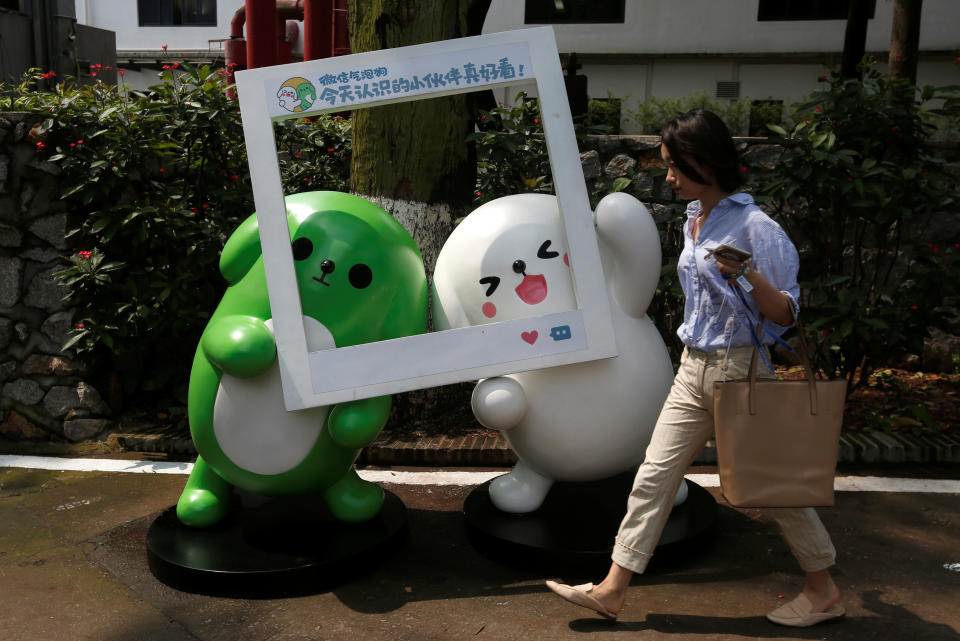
[1,458,958,641]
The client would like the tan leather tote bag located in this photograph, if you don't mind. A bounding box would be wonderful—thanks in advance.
[713,317,846,508]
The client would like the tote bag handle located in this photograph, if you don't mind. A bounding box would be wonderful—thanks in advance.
[746,314,819,416]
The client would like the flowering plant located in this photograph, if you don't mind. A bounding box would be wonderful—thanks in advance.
[750,62,960,390]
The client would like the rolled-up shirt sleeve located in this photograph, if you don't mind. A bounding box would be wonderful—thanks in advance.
[747,212,800,330]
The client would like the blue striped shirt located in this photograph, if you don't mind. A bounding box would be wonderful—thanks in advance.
[676,193,800,352]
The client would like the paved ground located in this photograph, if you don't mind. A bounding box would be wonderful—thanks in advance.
[1,459,958,641]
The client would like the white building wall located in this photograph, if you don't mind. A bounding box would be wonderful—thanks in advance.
[484,0,959,54]
[484,0,960,133]
[75,0,246,51]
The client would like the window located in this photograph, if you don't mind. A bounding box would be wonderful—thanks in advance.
[757,0,875,21]
[525,0,625,24]
[138,0,217,27]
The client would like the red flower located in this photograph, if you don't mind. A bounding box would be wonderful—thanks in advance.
[534,118,540,124]
[159,167,165,172]
[814,107,821,113]
[895,54,903,61]
[36,142,45,150]
[846,177,853,182]
[739,166,747,173]
[910,304,918,310]
[41,72,56,79]
[118,69,125,77]
[189,207,198,214]
[230,174,239,181]
[172,62,180,69]
[76,140,83,145]
[202,202,210,209]
[75,322,85,329]
[327,147,335,152]
[821,329,830,336]
[77,250,92,259]
[819,74,827,81]
[161,44,168,52]
[931,245,941,253]
[162,65,171,71]
[475,190,482,196]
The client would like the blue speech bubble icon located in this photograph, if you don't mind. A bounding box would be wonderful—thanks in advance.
[550,325,571,341]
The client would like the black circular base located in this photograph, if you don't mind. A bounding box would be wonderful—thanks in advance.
[463,473,717,572]
[147,489,407,597]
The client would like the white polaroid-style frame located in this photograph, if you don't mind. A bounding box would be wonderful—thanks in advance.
[234,27,617,410]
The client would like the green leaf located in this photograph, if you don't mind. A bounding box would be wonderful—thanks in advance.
[767,124,787,136]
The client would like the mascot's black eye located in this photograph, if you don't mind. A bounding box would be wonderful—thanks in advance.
[349,264,373,289]
[479,276,500,296]
[292,237,313,261]
[537,240,560,259]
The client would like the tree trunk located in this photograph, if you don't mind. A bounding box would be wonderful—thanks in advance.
[841,0,873,79]
[888,0,923,84]
[347,0,490,428]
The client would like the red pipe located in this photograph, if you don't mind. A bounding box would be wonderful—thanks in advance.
[304,0,334,61]
[246,0,278,69]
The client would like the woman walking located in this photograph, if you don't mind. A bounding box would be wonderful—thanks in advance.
[546,109,843,628]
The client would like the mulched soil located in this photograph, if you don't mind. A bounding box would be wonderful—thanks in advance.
[778,366,959,435]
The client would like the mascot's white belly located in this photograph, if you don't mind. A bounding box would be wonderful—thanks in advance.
[213,317,334,476]
[503,307,672,481]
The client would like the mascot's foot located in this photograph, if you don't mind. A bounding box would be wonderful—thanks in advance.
[489,464,554,513]
[177,488,230,528]
[324,469,384,523]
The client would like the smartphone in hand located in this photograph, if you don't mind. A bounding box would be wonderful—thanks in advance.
[705,244,752,262]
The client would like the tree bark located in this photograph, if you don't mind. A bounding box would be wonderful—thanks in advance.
[841,0,873,79]
[888,0,923,84]
[347,0,490,427]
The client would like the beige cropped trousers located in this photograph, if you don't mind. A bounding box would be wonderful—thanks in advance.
[612,345,837,575]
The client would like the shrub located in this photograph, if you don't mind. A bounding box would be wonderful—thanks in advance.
[7,66,350,401]
[625,91,752,136]
[750,64,960,390]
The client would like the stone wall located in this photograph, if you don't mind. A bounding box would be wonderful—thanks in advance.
[0,113,114,442]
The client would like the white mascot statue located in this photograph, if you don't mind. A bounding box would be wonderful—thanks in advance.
[432,192,677,513]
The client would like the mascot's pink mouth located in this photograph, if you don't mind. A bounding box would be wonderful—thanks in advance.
[515,274,548,305]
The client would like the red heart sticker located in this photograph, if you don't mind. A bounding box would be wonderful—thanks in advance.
[521,331,538,344]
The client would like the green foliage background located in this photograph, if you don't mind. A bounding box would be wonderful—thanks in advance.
[6,59,959,411]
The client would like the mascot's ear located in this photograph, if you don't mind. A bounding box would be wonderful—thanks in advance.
[219,213,263,285]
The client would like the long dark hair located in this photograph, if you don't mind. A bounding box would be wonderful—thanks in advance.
[661,109,744,193]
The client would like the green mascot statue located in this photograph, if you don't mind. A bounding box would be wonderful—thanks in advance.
[177,191,427,527]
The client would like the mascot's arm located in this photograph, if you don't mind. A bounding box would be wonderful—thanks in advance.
[219,214,262,284]
[201,315,276,378]
[594,192,661,318]
[471,377,527,431]
[326,395,392,449]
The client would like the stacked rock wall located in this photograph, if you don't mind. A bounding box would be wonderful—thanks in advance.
[0,113,113,442]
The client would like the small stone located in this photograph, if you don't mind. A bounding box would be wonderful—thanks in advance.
[27,214,67,249]
[23,266,68,311]
[604,153,636,178]
[14,322,29,342]
[0,223,18,248]
[41,310,74,346]
[22,354,78,376]
[0,360,18,382]
[579,150,601,181]
[42,385,82,417]
[77,382,110,414]
[0,410,48,440]
[2,378,44,404]
[63,418,112,441]
[0,317,11,351]
[0,256,22,307]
